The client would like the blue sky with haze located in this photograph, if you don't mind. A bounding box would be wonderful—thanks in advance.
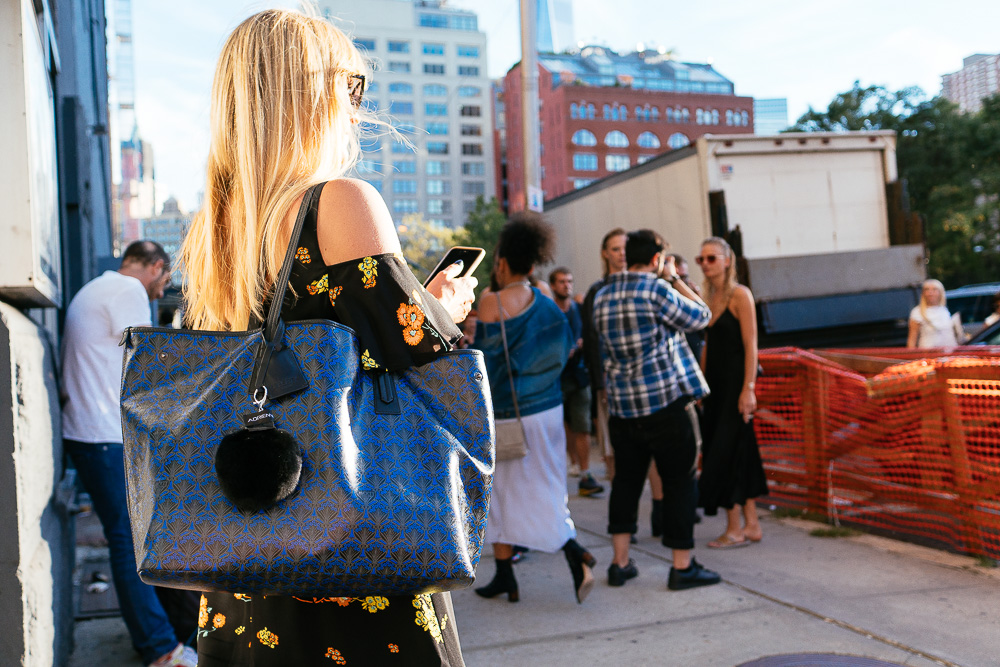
[129,0,999,212]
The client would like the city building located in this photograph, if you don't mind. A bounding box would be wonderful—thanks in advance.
[500,46,754,211]
[942,54,1000,113]
[317,0,495,229]
[754,98,789,135]
[138,197,191,262]
[537,0,574,54]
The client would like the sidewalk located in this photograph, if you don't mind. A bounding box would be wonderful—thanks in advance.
[70,468,1000,667]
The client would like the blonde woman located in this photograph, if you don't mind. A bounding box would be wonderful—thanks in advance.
[907,279,963,348]
[696,237,769,549]
[180,9,476,666]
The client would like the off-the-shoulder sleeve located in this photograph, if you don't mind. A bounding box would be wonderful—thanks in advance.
[288,253,462,372]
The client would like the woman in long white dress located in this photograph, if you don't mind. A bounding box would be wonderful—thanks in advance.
[907,279,964,348]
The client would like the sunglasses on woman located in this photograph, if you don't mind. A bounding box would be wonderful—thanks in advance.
[348,74,366,109]
[695,254,724,265]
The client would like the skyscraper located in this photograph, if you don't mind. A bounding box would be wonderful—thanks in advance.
[753,98,789,135]
[316,0,494,229]
[942,54,1000,114]
[537,0,574,54]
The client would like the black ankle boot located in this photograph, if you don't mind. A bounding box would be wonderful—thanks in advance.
[562,539,596,603]
[651,499,663,537]
[475,557,519,602]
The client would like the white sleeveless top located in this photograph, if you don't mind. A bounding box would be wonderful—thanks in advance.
[910,305,958,348]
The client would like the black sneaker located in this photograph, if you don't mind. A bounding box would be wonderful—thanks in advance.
[607,558,639,587]
[578,473,605,497]
[667,558,721,591]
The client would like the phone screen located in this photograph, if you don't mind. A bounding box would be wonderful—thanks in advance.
[423,246,486,287]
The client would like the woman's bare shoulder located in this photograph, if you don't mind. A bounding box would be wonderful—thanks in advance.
[316,178,401,265]
[477,288,499,323]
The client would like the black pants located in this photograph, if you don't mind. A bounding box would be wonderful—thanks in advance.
[607,399,698,550]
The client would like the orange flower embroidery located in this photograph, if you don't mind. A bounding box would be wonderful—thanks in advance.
[329,285,343,307]
[212,613,226,628]
[307,274,329,295]
[388,643,399,653]
[198,596,209,628]
[233,593,251,602]
[325,647,347,664]
[334,597,352,607]
[257,627,279,649]
[295,247,311,264]
[358,257,378,289]
[397,303,426,346]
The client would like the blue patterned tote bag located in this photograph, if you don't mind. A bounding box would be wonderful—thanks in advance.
[120,183,494,597]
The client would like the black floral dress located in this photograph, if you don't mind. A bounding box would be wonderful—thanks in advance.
[196,195,466,667]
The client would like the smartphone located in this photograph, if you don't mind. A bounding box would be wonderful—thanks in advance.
[423,246,486,287]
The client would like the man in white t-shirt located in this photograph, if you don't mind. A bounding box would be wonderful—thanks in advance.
[62,241,195,667]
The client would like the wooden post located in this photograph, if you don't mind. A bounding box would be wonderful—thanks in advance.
[800,364,830,516]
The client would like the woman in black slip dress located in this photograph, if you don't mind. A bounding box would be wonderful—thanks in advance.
[695,237,769,549]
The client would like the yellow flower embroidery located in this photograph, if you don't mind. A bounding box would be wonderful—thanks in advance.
[307,274,329,295]
[235,626,245,636]
[329,285,343,307]
[257,627,279,649]
[325,648,347,664]
[198,596,209,628]
[397,303,426,346]
[358,256,378,289]
[212,613,226,628]
[361,349,379,370]
[295,247,311,264]
[388,643,399,653]
[413,594,445,643]
[361,596,389,613]
[233,593,251,602]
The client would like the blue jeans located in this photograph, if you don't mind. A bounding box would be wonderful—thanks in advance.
[66,440,177,664]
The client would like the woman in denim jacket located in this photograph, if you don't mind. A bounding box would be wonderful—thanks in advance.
[472,213,596,604]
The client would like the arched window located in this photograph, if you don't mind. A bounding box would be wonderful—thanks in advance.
[696,108,704,125]
[651,107,659,121]
[725,110,733,126]
[572,129,597,146]
[637,131,660,149]
[681,108,690,123]
[711,109,719,125]
[587,104,596,119]
[603,104,613,120]
[635,105,644,120]
[619,105,628,121]
[605,130,629,148]
[570,103,579,119]
[668,132,690,149]
[666,108,674,122]
[741,110,749,126]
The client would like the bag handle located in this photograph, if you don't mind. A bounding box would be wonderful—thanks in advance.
[495,291,528,442]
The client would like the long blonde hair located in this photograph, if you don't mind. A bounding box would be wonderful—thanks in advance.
[701,236,739,302]
[180,9,372,330]
[918,279,947,323]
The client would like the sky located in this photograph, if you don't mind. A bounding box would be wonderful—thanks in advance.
[128,0,999,213]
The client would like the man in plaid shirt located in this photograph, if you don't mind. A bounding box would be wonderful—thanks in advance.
[594,229,721,591]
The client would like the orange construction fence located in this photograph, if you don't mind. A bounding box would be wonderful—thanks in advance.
[755,346,1000,560]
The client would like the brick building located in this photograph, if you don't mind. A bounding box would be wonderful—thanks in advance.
[499,46,754,211]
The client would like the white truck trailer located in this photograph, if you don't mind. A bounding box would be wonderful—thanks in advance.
[544,131,925,347]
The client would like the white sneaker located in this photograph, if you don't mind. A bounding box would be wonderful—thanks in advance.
[568,462,581,477]
[150,643,198,667]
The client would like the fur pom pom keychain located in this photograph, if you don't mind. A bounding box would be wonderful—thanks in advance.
[215,387,302,512]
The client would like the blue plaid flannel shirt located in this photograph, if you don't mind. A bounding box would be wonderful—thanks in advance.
[593,270,710,419]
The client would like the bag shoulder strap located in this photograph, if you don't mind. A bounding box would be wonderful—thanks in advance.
[495,291,525,429]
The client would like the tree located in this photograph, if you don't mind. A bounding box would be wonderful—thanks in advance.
[789,80,926,133]
[454,196,506,289]
[396,215,455,283]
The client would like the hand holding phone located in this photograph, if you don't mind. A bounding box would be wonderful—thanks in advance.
[422,246,486,287]
[424,246,484,324]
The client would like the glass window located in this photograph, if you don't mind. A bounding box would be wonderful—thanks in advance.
[388,40,410,53]
[711,109,719,125]
[570,103,579,119]
[681,108,690,123]
[458,66,480,77]
[388,83,413,95]
[424,64,445,75]
[426,160,450,175]
[668,132,690,149]
[741,110,749,126]
[574,178,595,189]
[606,154,630,172]
[391,139,413,154]
[605,130,629,148]
[725,110,734,126]
[426,122,449,135]
[392,179,417,194]
[427,199,444,215]
[457,45,480,57]
[389,101,413,115]
[460,105,481,117]
[458,86,481,97]
[461,143,483,155]
[462,162,485,176]
[637,131,660,149]
[418,13,448,28]
[392,160,416,174]
[389,61,411,73]
[460,124,482,136]
[393,199,419,214]
[354,38,375,51]
[423,43,445,55]
[357,159,382,174]
[463,200,477,214]
[571,129,597,146]
[573,153,597,171]
[462,181,486,195]
[637,154,656,164]
[426,179,451,195]
[423,84,448,96]
[696,108,704,125]
[425,103,448,116]
[651,107,659,121]
[427,142,449,155]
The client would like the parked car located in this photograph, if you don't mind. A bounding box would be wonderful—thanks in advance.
[968,318,1000,345]
[946,282,1000,337]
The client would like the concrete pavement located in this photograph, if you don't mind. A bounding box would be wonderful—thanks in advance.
[70,466,1000,666]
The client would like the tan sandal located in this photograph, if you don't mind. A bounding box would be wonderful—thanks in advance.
[707,534,750,549]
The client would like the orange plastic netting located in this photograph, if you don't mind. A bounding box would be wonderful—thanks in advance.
[755,346,1000,560]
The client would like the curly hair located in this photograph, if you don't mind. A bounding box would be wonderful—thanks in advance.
[496,212,556,276]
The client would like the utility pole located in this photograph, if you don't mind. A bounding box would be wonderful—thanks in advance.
[520,0,542,211]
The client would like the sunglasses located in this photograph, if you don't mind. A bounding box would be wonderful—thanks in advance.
[348,74,366,109]
[695,254,724,265]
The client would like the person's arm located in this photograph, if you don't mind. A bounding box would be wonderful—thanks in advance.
[658,282,711,332]
[906,318,920,348]
[732,286,758,423]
